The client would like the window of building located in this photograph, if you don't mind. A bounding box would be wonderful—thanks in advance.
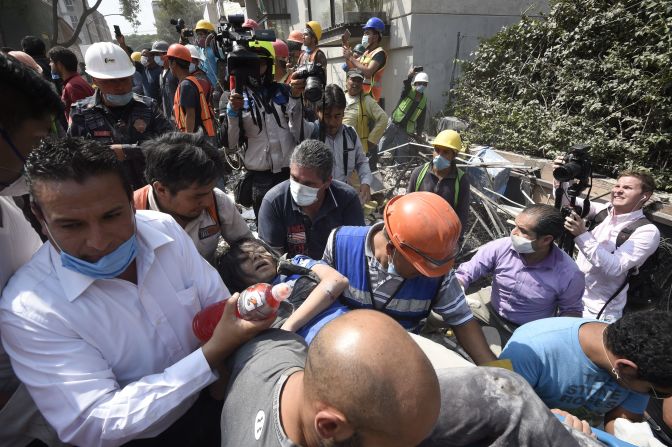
[309,0,333,28]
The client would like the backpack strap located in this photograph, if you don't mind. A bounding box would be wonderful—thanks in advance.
[588,207,609,231]
[616,217,651,248]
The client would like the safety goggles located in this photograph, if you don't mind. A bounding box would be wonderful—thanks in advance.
[398,241,458,268]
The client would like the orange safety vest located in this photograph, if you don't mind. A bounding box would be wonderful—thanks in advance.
[133,185,221,229]
[173,75,215,137]
[359,46,386,102]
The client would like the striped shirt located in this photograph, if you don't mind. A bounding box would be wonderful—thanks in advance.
[323,222,473,328]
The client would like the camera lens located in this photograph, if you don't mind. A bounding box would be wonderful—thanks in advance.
[553,162,582,182]
[304,76,323,102]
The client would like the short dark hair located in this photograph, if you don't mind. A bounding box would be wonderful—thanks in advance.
[290,139,334,182]
[47,46,79,72]
[618,170,656,194]
[25,137,132,202]
[21,36,46,57]
[606,311,672,387]
[216,238,279,292]
[522,204,564,240]
[142,131,223,194]
[317,84,346,112]
[0,52,62,134]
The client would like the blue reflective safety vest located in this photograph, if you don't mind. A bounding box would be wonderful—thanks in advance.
[333,226,442,330]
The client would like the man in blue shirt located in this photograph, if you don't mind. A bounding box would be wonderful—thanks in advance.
[500,311,672,434]
[258,139,365,259]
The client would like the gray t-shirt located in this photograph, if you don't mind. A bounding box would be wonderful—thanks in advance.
[420,367,602,447]
[221,330,306,447]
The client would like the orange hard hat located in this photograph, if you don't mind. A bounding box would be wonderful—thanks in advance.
[272,39,289,60]
[287,30,304,43]
[166,43,191,63]
[383,192,462,277]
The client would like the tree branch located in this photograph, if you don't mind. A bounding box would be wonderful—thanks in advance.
[57,0,104,48]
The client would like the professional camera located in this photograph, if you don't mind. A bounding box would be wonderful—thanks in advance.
[292,62,326,102]
[553,144,591,182]
[211,14,276,91]
[170,18,193,37]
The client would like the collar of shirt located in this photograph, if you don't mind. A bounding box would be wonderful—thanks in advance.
[49,213,174,302]
[364,222,389,272]
[606,205,645,225]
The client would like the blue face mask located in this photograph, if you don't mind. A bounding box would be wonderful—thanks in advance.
[302,45,312,54]
[51,72,60,80]
[189,62,197,73]
[387,249,399,276]
[433,155,451,171]
[415,85,426,94]
[45,214,138,279]
[103,92,134,107]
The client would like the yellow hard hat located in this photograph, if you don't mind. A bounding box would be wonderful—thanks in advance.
[306,21,322,41]
[195,20,215,32]
[431,130,463,153]
[130,51,142,62]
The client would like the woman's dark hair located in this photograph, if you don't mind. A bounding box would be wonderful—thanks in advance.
[142,131,223,194]
[216,238,280,293]
[47,46,79,73]
[606,310,672,387]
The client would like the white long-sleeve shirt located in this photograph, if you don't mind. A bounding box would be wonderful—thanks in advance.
[0,210,228,446]
[575,203,660,320]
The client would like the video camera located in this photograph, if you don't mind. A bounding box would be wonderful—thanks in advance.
[553,143,593,255]
[553,144,592,183]
[211,14,276,91]
[170,18,193,37]
[293,62,326,103]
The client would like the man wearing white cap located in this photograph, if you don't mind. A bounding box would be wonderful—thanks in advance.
[68,42,173,189]
[379,66,430,163]
[185,44,213,105]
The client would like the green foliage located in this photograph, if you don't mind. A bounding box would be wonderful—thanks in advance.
[122,33,160,52]
[153,0,204,44]
[449,0,672,191]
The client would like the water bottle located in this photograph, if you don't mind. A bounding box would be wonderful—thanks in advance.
[236,282,292,321]
[191,283,293,342]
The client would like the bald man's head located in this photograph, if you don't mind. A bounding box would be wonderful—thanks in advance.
[303,310,440,446]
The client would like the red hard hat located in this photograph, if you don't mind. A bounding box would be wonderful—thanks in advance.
[166,43,191,63]
[243,18,259,30]
[272,39,289,60]
[287,30,303,43]
[384,192,462,277]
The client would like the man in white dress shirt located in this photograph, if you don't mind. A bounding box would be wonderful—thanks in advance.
[0,136,273,447]
[560,165,660,322]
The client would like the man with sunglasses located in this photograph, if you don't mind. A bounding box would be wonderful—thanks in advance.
[320,192,497,365]
[500,311,672,434]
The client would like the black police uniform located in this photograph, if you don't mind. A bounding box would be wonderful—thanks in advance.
[68,90,174,189]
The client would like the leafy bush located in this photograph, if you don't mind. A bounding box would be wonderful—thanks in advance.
[449,0,672,191]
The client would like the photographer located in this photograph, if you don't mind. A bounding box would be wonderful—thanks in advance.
[226,40,297,219]
[555,154,660,322]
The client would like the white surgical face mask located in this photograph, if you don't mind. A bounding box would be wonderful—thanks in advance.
[140,56,149,67]
[0,174,29,197]
[154,55,163,66]
[361,35,370,48]
[189,62,197,73]
[511,234,535,254]
[290,178,320,207]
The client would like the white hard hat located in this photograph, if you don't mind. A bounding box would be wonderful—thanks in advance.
[85,42,135,79]
[413,72,429,84]
[185,44,204,61]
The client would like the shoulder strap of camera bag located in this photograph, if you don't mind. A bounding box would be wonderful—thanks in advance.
[596,216,654,319]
